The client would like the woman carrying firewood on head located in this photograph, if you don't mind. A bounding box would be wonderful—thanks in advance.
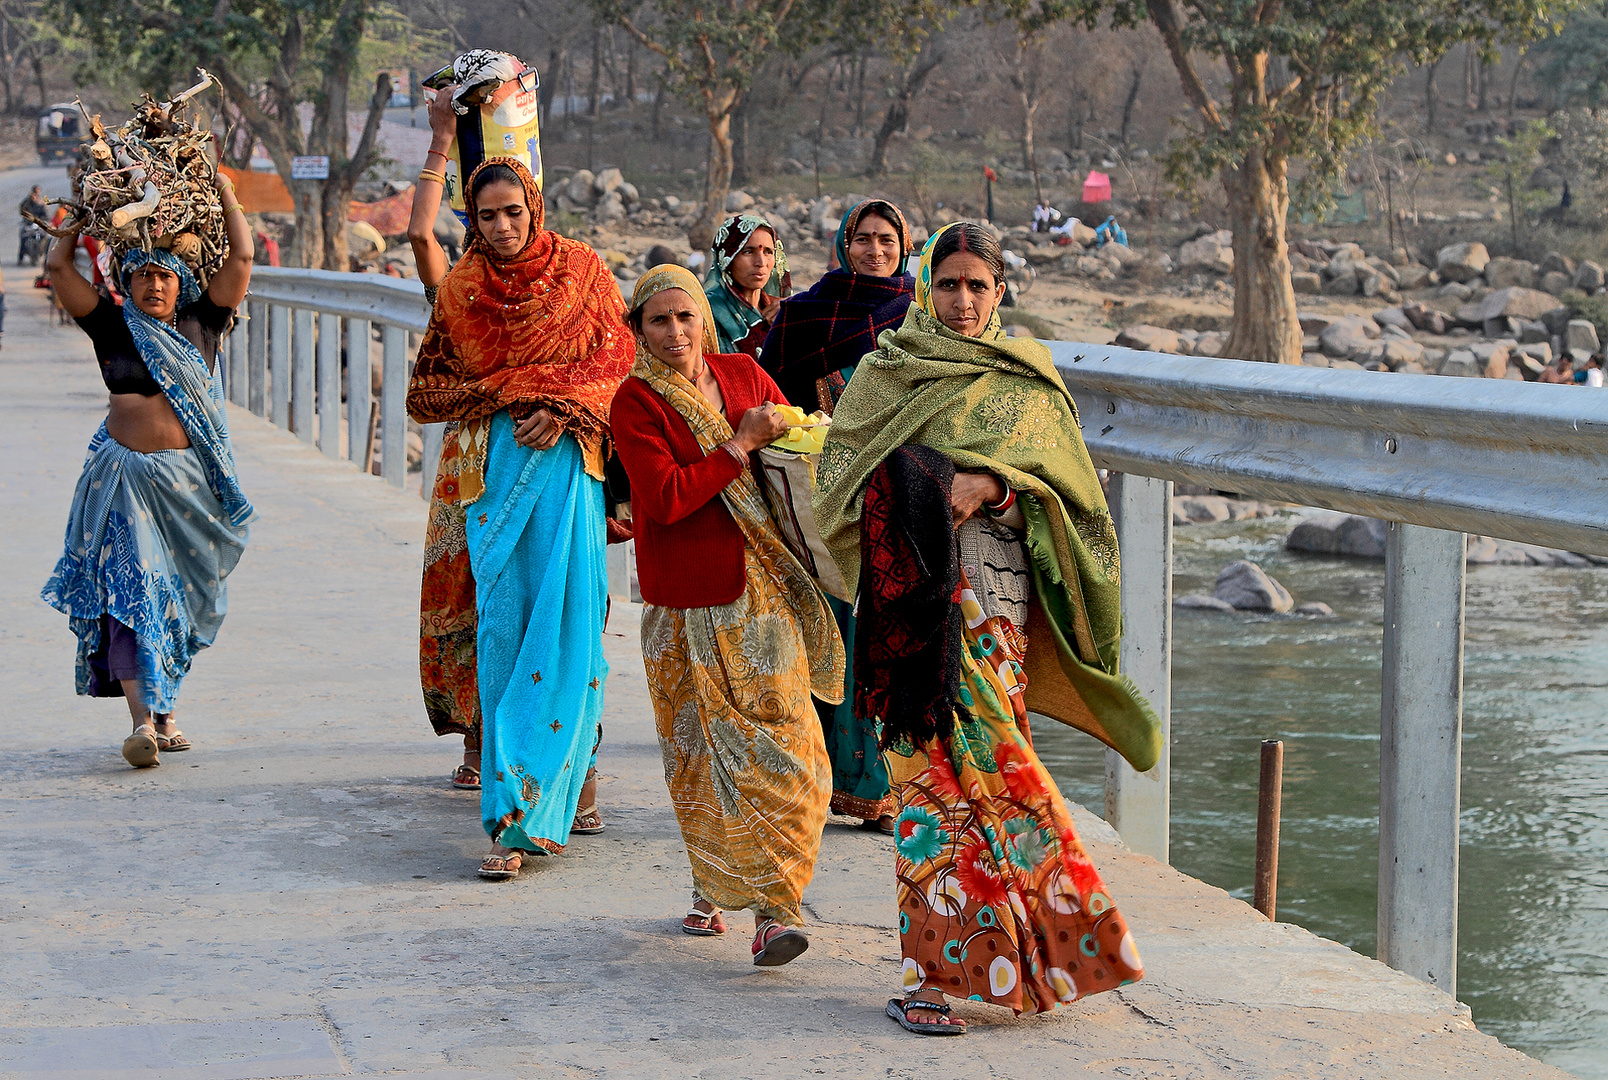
[42,162,255,769]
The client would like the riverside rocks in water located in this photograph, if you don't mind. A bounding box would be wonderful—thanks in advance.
[1171,495,1280,525]
[1286,512,1608,567]
[1175,594,1237,612]
[1214,560,1295,612]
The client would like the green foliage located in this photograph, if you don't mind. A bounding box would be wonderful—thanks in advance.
[1059,0,1583,213]
[1534,1,1608,108]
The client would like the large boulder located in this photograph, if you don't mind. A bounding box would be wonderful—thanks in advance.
[1574,261,1605,292]
[1173,495,1232,524]
[593,167,625,194]
[1540,251,1576,277]
[1566,319,1601,355]
[1396,263,1433,290]
[591,190,626,224]
[1380,339,1426,369]
[1180,230,1234,274]
[1213,560,1295,613]
[1322,268,1361,296]
[563,169,597,205]
[1291,271,1322,295]
[1175,594,1237,612]
[1114,324,1184,354]
[1193,330,1228,357]
[1540,270,1573,296]
[1286,512,1389,558]
[1483,256,1536,290]
[1319,316,1380,358]
[1401,300,1448,336]
[724,188,755,212]
[1439,348,1479,377]
[1475,286,1567,324]
[1471,340,1512,379]
[1437,241,1490,283]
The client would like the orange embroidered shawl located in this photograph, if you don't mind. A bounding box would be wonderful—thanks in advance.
[407,157,632,484]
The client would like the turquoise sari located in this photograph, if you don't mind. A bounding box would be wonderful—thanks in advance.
[468,413,608,853]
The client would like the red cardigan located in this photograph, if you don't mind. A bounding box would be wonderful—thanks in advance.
[611,352,788,608]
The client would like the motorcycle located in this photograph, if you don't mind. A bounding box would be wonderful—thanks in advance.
[17,219,47,266]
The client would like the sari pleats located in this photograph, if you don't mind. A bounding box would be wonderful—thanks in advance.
[468,414,606,853]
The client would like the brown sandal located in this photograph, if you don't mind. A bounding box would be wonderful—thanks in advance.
[452,763,481,790]
[122,725,160,768]
[155,729,191,753]
[477,851,523,880]
[570,803,605,834]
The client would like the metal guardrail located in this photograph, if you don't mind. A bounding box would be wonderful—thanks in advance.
[227,267,444,494]
[1050,342,1608,1000]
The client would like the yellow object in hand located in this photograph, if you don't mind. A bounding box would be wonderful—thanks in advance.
[767,405,831,454]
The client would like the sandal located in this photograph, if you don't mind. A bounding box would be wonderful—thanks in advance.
[122,725,160,769]
[155,729,191,753]
[682,905,727,936]
[886,996,967,1036]
[477,851,523,880]
[451,763,481,790]
[751,919,809,967]
[861,815,896,835]
[570,803,605,834]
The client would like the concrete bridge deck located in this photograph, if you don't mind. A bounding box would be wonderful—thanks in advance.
[0,271,1572,1079]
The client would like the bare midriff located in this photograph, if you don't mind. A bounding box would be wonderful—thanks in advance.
[107,393,190,452]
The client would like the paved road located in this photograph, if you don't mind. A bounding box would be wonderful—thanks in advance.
[0,162,1573,1078]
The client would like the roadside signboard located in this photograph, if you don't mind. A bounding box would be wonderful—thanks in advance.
[290,155,331,180]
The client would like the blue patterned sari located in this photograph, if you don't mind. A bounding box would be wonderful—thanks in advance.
[469,413,608,852]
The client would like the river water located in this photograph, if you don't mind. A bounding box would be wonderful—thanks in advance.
[1035,513,1608,1079]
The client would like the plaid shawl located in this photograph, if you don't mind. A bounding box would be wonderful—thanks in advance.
[757,269,914,411]
[407,158,632,481]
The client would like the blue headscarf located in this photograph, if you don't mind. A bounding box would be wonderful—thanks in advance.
[118,248,253,527]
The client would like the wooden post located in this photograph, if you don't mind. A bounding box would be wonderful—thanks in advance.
[1254,739,1284,920]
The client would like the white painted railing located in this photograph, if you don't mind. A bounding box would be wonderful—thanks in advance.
[1056,343,1608,999]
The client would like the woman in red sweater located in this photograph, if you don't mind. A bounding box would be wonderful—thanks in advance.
[612,264,845,967]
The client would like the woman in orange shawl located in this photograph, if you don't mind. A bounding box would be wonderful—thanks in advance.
[406,115,633,879]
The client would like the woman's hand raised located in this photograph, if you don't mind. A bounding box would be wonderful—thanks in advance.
[426,84,459,145]
[731,402,789,452]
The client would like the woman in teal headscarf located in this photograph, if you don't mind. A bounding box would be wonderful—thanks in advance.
[42,168,256,770]
[702,213,790,356]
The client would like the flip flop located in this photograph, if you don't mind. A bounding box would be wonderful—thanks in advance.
[886,997,967,1036]
[682,906,726,936]
[751,921,809,967]
[570,803,605,835]
[156,729,191,753]
[477,851,523,880]
[122,725,160,769]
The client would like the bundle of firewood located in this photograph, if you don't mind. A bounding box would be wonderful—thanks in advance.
[40,70,228,286]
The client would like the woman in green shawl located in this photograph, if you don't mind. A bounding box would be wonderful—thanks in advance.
[814,222,1160,1035]
[702,213,790,356]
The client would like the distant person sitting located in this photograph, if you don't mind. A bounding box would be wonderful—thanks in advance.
[1575,355,1603,387]
[1031,199,1062,233]
[1539,356,1574,384]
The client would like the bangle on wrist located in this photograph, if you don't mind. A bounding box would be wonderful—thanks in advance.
[417,168,446,186]
[426,147,450,161]
[719,440,749,466]
[982,486,1016,518]
[221,201,243,216]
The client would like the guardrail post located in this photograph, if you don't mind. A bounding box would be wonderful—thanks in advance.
[420,423,444,499]
[247,300,267,417]
[1104,472,1172,862]
[292,308,314,444]
[1378,522,1465,994]
[381,324,407,488]
[347,318,371,469]
[270,304,291,429]
[317,312,340,459]
[227,315,247,407]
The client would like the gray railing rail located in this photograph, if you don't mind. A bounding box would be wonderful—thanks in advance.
[228,266,444,493]
[1053,342,1608,1000]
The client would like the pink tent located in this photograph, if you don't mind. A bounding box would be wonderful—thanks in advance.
[1082,170,1112,204]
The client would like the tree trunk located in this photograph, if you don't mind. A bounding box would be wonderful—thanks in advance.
[1022,88,1042,205]
[1119,63,1144,146]
[1425,58,1440,134]
[589,30,602,120]
[689,106,734,253]
[731,99,748,186]
[541,46,563,125]
[290,183,324,268]
[866,41,943,178]
[31,50,45,108]
[1223,150,1301,364]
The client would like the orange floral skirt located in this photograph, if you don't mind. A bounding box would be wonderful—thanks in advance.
[885,577,1143,1014]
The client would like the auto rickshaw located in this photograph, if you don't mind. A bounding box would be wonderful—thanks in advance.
[37,102,84,165]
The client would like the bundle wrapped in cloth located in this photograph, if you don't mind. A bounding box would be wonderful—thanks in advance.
[42,69,227,287]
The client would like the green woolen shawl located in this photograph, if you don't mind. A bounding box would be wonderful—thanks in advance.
[812,304,1162,772]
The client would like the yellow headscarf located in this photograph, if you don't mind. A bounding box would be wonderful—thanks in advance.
[629,264,719,356]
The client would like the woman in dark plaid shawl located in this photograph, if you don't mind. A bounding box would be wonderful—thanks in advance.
[758,199,914,833]
[758,200,914,413]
